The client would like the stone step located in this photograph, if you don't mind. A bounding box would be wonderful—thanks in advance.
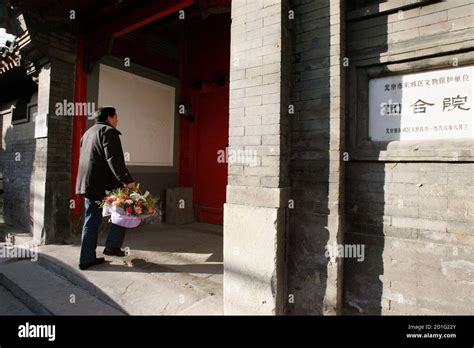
[0,257,125,315]
[36,252,128,314]
[36,245,222,315]
[0,284,34,315]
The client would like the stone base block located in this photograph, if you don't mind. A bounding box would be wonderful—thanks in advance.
[223,203,286,315]
[165,187,195,225]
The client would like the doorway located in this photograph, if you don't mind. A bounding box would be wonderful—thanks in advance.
[178,12,231,225]
[194,87,229,224]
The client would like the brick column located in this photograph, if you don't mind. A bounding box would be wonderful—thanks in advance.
[32,64,51,244]
[287,0,345,314]
[44,57,75,243]
[26,18,76,243]
[224,0,291,314]
[32,57,75,244]
[325,0,346,315]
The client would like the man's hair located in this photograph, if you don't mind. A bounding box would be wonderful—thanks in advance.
[94,107,116,122]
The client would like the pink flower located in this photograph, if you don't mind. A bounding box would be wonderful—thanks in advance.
[134,206,142,214]
[125,207,133,215]
[112,200,121,206]
[106,197,114,204]
[148,207,155,214]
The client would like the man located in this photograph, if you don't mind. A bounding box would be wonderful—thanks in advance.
[76,106,135,270]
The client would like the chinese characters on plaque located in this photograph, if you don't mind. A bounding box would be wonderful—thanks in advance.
[369,66,473,141]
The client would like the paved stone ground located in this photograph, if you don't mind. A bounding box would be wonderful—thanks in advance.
[0,284,34,315]
[0,222,223,315]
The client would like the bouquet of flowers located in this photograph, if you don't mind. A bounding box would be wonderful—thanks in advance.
[97,184,161,228]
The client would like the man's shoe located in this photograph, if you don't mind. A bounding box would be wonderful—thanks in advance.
[79,257,105,270]
[103,248,126,257]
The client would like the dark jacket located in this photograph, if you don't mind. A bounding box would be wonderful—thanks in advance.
[75,121,134,201]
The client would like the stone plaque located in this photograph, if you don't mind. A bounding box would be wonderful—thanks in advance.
[369,66,473,141]
[34,113,48,138]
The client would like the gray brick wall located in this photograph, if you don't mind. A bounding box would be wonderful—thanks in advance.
[0,12,76,242]
[345,162,474,314]
[228,0,288,191]
[0,112,36,231]
[344,0,474,314]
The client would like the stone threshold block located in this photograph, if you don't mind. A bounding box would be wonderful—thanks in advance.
[165,187,195,225]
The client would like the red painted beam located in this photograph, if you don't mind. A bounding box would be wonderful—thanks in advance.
[92,0,194,41]
[71,37,88,218]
